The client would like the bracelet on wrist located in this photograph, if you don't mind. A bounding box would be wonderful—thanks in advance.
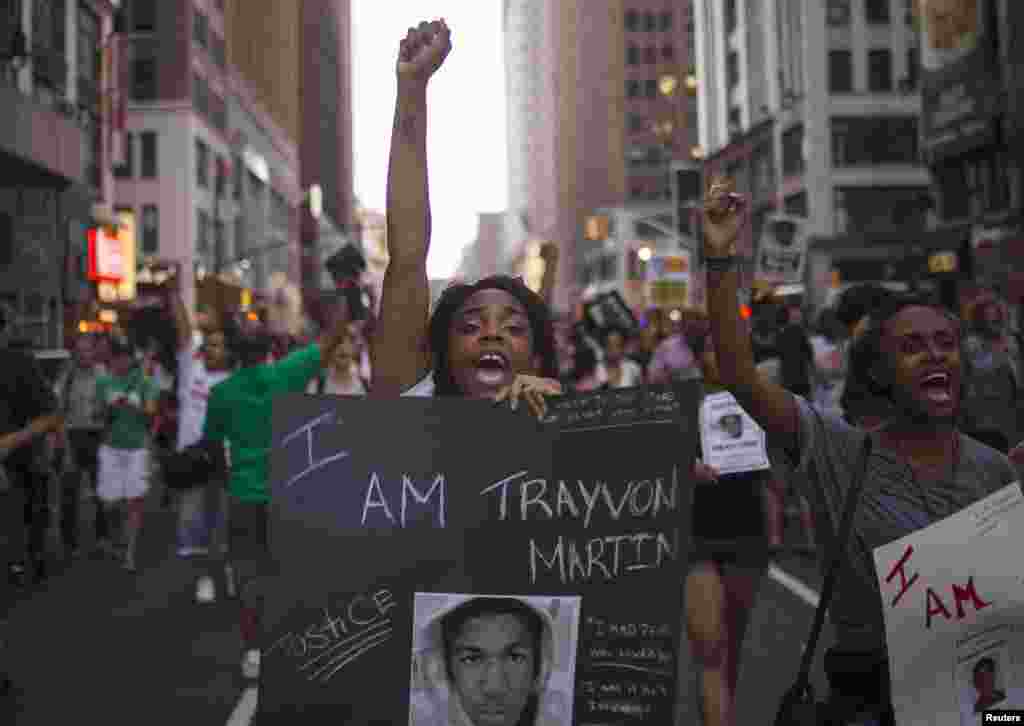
[704,255,737,272]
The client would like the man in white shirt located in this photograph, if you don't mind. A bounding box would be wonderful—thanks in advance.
[167,281,232,602]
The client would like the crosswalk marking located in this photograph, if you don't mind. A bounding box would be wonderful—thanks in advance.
[226,688,258,726]
[768,563,821,608]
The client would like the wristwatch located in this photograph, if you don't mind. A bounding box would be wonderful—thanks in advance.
[704,255,737,272]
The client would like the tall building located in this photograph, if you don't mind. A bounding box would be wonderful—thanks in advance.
[504,0,698,314]
[299,0,356,297]
[455,212,506,284]
[695,0,931,309]
[917,0,1024,313]
[0,0,122,347]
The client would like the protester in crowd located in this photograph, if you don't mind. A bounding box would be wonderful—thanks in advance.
[702,177,1017,725]
[308,325,368,396]
[961,295,1021,454]
[94,337,160,572]
[834,283,899,429]
[809,307,847,414]
[203,298,355,680]
[167,281,233,603]
[0,305,62,586]
[55,333,110,559]
[646,315,702,385]
[371,18,562,417]
[593,326,643,389]
[631,311,662,374]
[567,335,603,393]
[685,335,767,726]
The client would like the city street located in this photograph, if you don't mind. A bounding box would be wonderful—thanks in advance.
[0,486,829,725]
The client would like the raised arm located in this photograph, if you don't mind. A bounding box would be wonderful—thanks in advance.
[538,242,559,308]
[703,179,799,452]
[370,19,452,397]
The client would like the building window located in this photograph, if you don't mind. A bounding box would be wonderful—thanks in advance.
[644,45,657,64]
[865,0,890,25]
[751,145,775,198]
[662,44,674,60]
[77,3,100,114]
[130,40,157,100]
[32,0,67,92]
[834,186,929,235]
[644,11,656,31]
[644,79,657,98]
[727,51,740,88]
[233,155,243,199]
[831,117,919,166]
[196,209,210,253]
[234,216,245,255]
[114,132,133,178]
[192,72,209,117]
[905,47,919,90]
[140,131,158,178]
[728,107,742,138]
[210,33,226,68]
[659,11,672,31]
[625,9,639,31]
[214,218,225,257]
[828,50,853,93]
[627,113,647,133]
[626,79,641,98]
[141,205,159,255]
[132,0,156,31]
[627,44,640,64]
[196,139,209,188]
[782,125,805,176]
[904,0,915,26]
[868,49,892,91]
[784,192,808,217]
[193,9,208,49]
[827,0,851,26]
[725,0,737,33]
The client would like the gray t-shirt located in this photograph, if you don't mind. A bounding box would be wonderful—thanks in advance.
[787,396,1017,653]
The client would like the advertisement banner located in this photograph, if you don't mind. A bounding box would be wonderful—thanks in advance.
[646,253,691,309]
[919,0,1001,163]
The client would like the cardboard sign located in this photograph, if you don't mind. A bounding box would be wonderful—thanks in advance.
[582,291,640,337]
[873,483,1024,725]
[263,383,700,723]
[698,392,770,475]
[755,216,806,286]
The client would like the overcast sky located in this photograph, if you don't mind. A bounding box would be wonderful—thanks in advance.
[351,1,508,279]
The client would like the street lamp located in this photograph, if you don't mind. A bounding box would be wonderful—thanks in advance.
[638,246,653,262]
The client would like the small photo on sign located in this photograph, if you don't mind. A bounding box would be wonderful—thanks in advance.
[957,636,1024,724]
[699,392,770,475]
[409,592,581,726]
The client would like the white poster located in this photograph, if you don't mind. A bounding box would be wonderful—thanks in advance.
[755,215,806,286]
[698,392,770,475]
[873,483,1024,725]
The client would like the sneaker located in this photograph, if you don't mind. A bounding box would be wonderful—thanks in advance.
[195,576,216,604]
[242,649,261,680]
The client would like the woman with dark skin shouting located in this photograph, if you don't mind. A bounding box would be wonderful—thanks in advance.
[702,179,1016,725]
[371,19,562,414]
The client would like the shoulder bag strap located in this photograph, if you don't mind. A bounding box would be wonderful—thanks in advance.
[790,432,874,697]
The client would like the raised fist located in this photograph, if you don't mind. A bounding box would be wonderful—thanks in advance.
[702,177,747,259]
[397,19,452,83]
[539,241,559,264]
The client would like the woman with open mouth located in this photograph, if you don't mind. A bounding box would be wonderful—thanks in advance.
[701,177,1018,726]
[371,19,561,416]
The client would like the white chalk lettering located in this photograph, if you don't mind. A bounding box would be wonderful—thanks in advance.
[361,473,446,528]
[361,473,394,525]
[402,474,446,528]
[479,470,529,521]
[528,531,677,584]
[280,411,350,488]
[521,478,553,520]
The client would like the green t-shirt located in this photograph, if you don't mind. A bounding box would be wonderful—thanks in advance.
[204,344,322,504]
[95,368,160,450]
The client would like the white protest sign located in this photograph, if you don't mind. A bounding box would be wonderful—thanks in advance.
[698,392,770,475]
[755,215,806,286]
[873,483,1024,725]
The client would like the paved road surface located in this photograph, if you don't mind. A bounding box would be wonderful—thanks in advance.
[1,487,832,725]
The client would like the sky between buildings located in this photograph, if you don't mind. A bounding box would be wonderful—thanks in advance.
[352,0,509,279]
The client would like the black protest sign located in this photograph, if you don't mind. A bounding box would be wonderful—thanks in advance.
[262,382,699,723]
[583,291,640,337]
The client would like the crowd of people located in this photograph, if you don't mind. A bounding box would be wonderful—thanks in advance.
[1,18,1023,725]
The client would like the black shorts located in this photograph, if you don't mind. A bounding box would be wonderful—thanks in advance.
[690,471,768,569]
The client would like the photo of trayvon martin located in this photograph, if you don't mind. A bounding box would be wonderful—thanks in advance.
[409,594,580,726]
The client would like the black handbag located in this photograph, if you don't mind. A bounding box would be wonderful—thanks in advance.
[161,438,227,491]
[774,434,873,726]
